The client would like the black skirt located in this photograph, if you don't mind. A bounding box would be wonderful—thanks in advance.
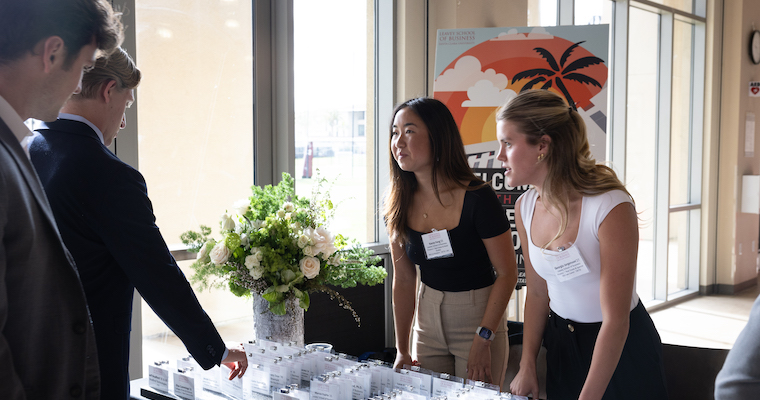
[544,301,668,400]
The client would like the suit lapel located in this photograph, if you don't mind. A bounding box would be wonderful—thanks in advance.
[0,119,63,238]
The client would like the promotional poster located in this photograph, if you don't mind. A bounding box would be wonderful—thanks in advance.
[433,25,610,287]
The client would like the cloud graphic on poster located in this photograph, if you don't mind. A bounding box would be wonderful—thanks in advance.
[461,80,518,107]
[491,27,554,41]
[435,55,509,91]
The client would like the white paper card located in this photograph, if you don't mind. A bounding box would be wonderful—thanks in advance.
[544,246,590,282]
[221,364,244,399]
[432,376,463,397]
[148,364,169,393]
[246,365,272,399]
[421,229,454,259]
[310,380,341,400]
[393,371,422,394]
[173,372,195,400]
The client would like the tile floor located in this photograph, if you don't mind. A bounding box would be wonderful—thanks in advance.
[649,283,759,349]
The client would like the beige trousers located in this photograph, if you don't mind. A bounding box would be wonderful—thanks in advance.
[413,283,509,388]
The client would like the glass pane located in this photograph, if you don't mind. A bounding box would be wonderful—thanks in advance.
[135,0,254,370]
[670,21,693,205]
[527,0,557,26]
[575,0,612,25]
[668,211,689,294]
[626,7,659,302]
[294,0,373,243]
[641,0,693,14]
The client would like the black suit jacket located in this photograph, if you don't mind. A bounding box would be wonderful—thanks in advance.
[30,119,226,400]
[0,118,100,399]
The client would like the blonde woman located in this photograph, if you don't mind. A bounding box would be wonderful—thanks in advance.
[384,97,517,387]
[500,90,667,400]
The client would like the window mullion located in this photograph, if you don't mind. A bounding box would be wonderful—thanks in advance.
[654,11,673,301]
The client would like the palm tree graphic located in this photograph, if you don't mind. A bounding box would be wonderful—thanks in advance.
[511,41,604,110]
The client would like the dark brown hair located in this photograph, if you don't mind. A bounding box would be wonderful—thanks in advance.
[383,97,484,244]
[0,0,123,67]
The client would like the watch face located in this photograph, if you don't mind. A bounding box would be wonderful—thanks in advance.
[752,31,760,65]
[478,327,492,340]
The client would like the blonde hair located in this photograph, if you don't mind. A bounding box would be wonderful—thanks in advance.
[75,47,140,99]
[496,90,632,246]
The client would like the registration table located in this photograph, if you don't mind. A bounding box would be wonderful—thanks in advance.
[129,339,525,400]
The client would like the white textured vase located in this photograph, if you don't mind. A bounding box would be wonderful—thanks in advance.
[252,294,305,348]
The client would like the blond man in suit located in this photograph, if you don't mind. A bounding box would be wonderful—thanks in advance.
[0,0,123,398]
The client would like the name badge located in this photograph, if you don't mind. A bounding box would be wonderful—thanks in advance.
[421,229,454,260]
[172,371,195,400]
[545,245,590,282]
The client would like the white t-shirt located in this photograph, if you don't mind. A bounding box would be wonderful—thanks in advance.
[519,188,639,323]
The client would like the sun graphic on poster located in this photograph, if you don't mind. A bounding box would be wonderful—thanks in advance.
[433,27,608,147]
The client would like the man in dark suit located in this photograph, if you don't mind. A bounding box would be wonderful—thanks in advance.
[30,47,248,400]
[0,0,123,398]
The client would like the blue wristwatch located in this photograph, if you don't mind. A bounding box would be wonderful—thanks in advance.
[476,326,494,341]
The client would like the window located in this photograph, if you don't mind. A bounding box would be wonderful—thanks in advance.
[133,0,255,372]
[293,0,375,244]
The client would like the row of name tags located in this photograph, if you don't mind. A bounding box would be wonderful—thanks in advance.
[146,339,527,400]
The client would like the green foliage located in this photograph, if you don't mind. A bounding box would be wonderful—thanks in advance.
[180,172,387,319]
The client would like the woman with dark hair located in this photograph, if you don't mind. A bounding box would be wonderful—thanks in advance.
[500,90,667,400]
[384,97,517,387]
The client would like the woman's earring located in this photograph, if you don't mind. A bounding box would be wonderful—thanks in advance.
[537,153,546,162]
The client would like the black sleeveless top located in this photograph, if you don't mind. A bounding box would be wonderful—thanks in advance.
[405,184,509,292]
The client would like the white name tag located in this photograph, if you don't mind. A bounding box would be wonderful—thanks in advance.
[545,245,590,282]
[172,371,195,400]
[421,229,454,260]
[148,364,169,393]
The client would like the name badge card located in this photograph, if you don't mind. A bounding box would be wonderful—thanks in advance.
[398,390,427,400]
[404,365,433,398]
[245,364,272,400]
[268,362,291,391]
[148,362,170,393]
[432,372,464,397]
[421,229,454,259]
[393,369,422,395]
[465,380,500,398]
[202,366,222,394]
[173,370,195,400]
[309,380,341,400]
[544,245,590,282]
[220,364,244,399]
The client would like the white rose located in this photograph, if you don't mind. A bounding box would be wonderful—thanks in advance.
[285,212,292,220]
[283,202,295,212]
[232,198,250,216]
[328,253,341,265]
[277,210,286,219]
[292,222,302,231]
[297,234,310,249]
[299,256,321,279]
[209,241,231,265]
[197,240,214,262]
[302,245,315,257]
[254,250,264,261]
[244,254,260,269]
[314,242,337,258]
[249,266,264,280]
[220,213,235,231]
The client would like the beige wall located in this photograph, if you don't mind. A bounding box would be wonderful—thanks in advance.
[394,0,527,101]
[715,0,760,291]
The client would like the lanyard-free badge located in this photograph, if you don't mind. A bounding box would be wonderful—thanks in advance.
[421,229,454,260]
[544,245,590,282]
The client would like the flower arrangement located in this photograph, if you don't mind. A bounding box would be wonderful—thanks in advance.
[181,173,386,323]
